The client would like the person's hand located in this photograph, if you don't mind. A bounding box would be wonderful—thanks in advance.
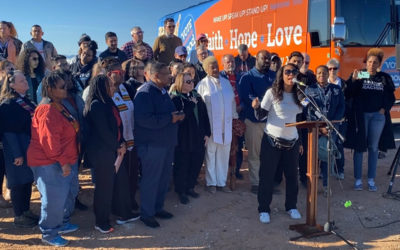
[252,97,260,109]
[319,127,328,136]
[204,136,209,146]
[352,69,360,80]
[379,108,385,115]
[61,163,71,177]
[118,143,126,156]
[299,145,304,155]
[172,111,185,123]
[13,157,24,166]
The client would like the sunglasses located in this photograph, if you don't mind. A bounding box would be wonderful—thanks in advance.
[31,57,39,61]
[284,69,299,76]
[328,67,338,71]
[185,79,194,84]
[167,25,176,28]
[111,70,124,76]
[134,31,143,34]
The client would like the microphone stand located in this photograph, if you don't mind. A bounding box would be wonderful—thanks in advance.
[295,83,348,237]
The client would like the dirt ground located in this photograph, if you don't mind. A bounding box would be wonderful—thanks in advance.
[1,146,400,250]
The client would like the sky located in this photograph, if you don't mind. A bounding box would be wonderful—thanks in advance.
[3,0,204,56]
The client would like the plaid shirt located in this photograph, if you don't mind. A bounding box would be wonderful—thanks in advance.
[120,40,153,60]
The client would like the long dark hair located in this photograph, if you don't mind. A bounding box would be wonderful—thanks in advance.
[271,63,302,108]
[84,75,113,114]
[17,48,45,77]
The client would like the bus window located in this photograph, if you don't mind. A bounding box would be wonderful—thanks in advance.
[337,0,392,46]
[308,0,330,47]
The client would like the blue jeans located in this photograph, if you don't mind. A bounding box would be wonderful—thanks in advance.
[31,162,78,241]
[353,112,385,180]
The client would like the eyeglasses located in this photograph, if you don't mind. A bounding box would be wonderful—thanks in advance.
[185,79,194,84]
[134,31,143,35]
[284,69,299,75]
[111,70,124,76]
[328,67,338,71]
[167,25,175,28]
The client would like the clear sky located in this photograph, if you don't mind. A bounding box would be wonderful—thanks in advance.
[3,0,203,56]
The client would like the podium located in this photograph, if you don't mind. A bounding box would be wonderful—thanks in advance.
[285,120,331,239]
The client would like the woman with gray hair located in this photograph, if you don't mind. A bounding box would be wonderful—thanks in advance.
[196,56,238,193]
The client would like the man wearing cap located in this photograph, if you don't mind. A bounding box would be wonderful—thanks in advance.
[153,18,182,64]
[20,25,58,70]
[121,26,153,60]
[235,44,256,74]
[189,33,214,64]
[173,46,188,63]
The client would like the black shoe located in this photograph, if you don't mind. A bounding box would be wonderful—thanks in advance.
[178,194,189,204]
[250,185,258,194]
[75,198,88,211]
[235,172,244,180]
[140,216,160,228]
[14,215,37,228]
[23,210,39,222]
[155,210,174,219]
[186,189,200,198]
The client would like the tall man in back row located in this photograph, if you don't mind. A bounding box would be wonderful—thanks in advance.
[153,18,182,64]
[238,50,276,194]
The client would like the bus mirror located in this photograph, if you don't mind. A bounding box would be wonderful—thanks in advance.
[332,17,346,42]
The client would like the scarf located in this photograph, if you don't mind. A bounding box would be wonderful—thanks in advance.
[112,84,134,150]
[15,95,36,117]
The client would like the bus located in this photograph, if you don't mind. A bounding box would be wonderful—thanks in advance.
[157,0,400,122]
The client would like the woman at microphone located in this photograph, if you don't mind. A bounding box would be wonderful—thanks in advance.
[252,63,303,224]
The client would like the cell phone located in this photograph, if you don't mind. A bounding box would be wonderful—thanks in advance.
[357,71,370,79]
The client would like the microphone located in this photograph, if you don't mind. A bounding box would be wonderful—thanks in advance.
[292,78,307,87]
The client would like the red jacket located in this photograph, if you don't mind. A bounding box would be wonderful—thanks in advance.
[28,104,78,167]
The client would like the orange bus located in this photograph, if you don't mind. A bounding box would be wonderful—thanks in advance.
[158,0,400,122]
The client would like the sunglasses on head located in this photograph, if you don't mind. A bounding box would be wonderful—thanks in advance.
[284,69,299,76]
[328,67,338,71]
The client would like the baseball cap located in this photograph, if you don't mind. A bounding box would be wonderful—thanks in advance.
[175,46,188,56]
[196,33,207,41]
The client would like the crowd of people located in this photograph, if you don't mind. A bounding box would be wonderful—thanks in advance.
[0,18,396,247]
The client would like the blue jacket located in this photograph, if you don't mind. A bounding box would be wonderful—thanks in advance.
[134,81,178,147]
[304,83,345,122]
[238,67,275,122]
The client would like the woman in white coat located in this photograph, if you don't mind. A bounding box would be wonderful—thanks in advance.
[196,56,238,193]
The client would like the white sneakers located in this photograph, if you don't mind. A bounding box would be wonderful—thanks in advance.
[287,209,302,219]
[259,209,301,224]
[259,212,270,223]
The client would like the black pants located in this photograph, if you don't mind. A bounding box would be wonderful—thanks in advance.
[10,183,32,216]
[258,134,299,213]
[93,155,132,228]
[298,128,308,183]
[127,148,140,210]
[0,148,5,196]
[173,148,205,194]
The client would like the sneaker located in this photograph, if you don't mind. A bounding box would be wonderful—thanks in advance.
[95,225,114,233]
[116,213,140,225]
[155,210,173,219]
[23,210,40,222]
[178,194,189,204]
[235,172,244,180]
[217,186,232,193]
[287,209,302,219]
[368,184,377,192]
[59,223,79,234]
[14,215,37,228]
[206,186,216,194]
[354,183,363,191]
[186,189,199,198]
[259,212,270,224]
[42,235,69,247]
[250,185,258,194]
[337,173,345,180]
[140,216,160,228]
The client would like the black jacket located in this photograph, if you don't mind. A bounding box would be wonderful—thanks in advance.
[84,99,124,167]
[344,71,396,152]
[195,61,207,81]
[170,90,211,152]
